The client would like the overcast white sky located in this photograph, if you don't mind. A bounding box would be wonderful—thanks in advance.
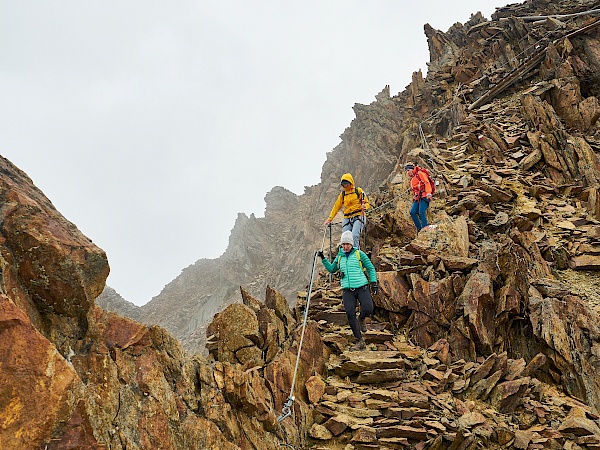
[0,1,501,305]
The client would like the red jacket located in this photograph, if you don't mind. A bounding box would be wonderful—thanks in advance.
[410,168,432,201]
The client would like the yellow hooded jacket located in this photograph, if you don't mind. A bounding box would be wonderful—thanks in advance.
[327,173,370,221]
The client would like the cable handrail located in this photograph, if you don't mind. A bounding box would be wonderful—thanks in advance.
[276,226,328,424]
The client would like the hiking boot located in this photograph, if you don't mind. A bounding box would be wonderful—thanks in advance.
[358,317,367,333]
[350,339,366,351]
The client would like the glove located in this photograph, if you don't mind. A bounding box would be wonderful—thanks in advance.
[317,251,325,259]
[371,283,378,295]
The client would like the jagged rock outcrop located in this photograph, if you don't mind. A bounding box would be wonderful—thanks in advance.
[6,0,600,448]
[0,155,320,449]
[302,275,600,448]
[107,0,600,358]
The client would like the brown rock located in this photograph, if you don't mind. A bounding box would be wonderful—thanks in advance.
[457,272,495,353]
[0,297,81,449]
[313,310,348,325]
[440,255,479,271]
[206,303,262,364]
[531,278,570,298]
[529,296,600,409]
[309,423,333,440]
[265,285,296,335]
[496,285,521,318]
[496,428,515,445]
[558,406,600,437]
[306,375,326,404]
[0,157,109,354]
[514,429,536,449]
[265,321,325,416]
[569,254,600,270]
[489,378,530,413]
[470,370,502,401]
[46,401,108,450]
[240,286,263,313]
[456,411,486,428]
[520,147,543,171]
[522,353,547,378]
[355,368,406,384]
[376,271,412,312]
[429,338,451,365]
[408,276,444,349]
[256,305,285,362]
[351,426,377,443]
[470,353,498,385]
[505,358,526,381]
[323,415,349,436]
[480,184,515,203]
[377,425,428,440]
[408,213,470,258]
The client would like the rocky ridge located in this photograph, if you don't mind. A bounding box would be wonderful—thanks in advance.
[99,0,600,357]
[202,0,600,447]
[4,0,600,448]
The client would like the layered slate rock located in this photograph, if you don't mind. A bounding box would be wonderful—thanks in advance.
[7,0,600,448]
[304,277,600,449]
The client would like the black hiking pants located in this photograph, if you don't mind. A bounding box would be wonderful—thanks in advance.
[342,285,374,340]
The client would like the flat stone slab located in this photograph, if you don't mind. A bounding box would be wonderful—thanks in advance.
[339,351,404,374]
[355,368,406,384]
[569,254,600,270]
[313,310,348,325]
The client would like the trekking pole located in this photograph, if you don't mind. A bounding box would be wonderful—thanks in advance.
[328,224,333,283]
[362,210,367,253]
[360,194,367,251]
[277,226,328,423]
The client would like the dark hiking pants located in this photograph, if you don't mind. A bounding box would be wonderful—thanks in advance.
[342,285,374,340]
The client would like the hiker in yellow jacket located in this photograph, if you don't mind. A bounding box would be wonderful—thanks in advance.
[324,173,370,249]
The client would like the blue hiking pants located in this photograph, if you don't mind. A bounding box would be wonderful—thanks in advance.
[342,216,364,249]
[410,199,430,232]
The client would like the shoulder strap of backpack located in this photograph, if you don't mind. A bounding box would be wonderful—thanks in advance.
[342,187,362,201]
[415,169,428,189]
[335,249,362,266]
[356,250,363,269]
[356,250,370,281]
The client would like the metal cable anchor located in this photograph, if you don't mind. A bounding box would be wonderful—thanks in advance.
[277,396,295,423]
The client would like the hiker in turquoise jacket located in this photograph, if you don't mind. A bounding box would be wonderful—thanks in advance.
[318,230,378,351]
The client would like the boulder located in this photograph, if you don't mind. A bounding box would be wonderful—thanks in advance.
[206,303,262,365]
[408,213,469,258]
[457,272,495,353]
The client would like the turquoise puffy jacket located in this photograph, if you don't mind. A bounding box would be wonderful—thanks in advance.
[321,247,377,290]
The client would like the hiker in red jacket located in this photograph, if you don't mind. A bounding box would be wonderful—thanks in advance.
[405,163,432,232]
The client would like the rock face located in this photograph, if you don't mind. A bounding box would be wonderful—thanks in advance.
[6,0,600,448]
[0,156,322,449]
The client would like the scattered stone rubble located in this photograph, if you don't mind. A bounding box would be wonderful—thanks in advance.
[298,272,600,449]
[4,0,600,449]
